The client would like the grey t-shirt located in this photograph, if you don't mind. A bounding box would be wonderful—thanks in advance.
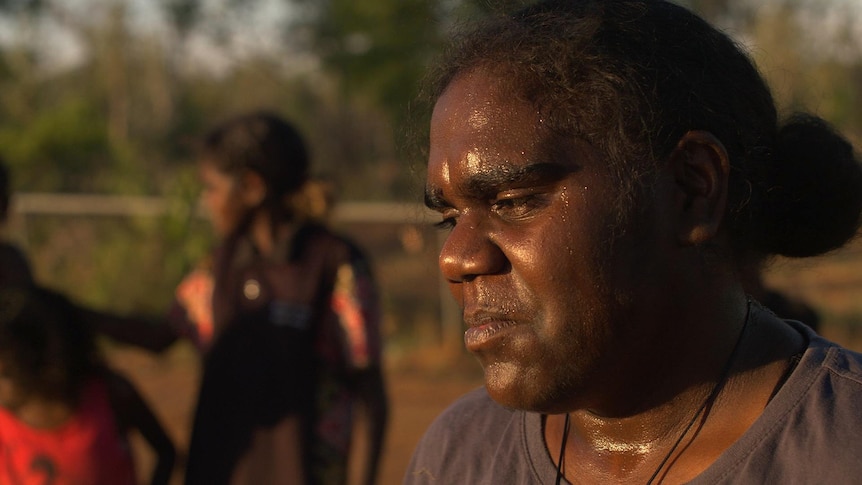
[405,319,862,484]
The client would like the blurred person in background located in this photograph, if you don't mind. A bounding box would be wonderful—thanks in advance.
[0,157,178,353]
[0,285,175,485]
[178,111,387,485]
[407,0,862,482]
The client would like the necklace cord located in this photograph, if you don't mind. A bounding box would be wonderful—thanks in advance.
[554,413,571,485]
[553,300,753,485]
[645,299,752,485]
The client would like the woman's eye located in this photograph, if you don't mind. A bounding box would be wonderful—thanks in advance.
[433,210,459,230]
[433,218,456,230]
[492,195,543,219]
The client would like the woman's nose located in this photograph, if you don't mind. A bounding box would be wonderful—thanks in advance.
[438,216,507,283]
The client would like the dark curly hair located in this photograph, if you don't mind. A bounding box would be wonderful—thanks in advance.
[200,111,310,219]
[429,0,862,265]
[0,286,98,406]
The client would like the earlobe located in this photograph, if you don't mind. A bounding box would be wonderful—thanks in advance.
[670,131,730,246]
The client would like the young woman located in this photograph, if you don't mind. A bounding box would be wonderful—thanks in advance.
[181,112,387,485]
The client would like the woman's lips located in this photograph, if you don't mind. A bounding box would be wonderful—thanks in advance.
[463,317,519,351]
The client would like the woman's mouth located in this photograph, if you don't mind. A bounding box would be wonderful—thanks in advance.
[464,317,519,351]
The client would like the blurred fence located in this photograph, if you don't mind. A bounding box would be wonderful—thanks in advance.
[8,193,463,355]
[9,192,862,352]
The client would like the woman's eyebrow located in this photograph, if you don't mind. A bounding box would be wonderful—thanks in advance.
[462,162,572,197]
[424,162,577,210]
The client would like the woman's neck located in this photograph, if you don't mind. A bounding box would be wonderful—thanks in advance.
[248,211,300,258]
[249,211,276,257]
[548,302,806,483]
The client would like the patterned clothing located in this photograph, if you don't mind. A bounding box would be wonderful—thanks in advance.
[183,223,382,485]
[0,378,136,485]
[311,248,381,484]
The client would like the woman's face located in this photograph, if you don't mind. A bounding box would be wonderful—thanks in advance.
[199,162,250,237]
[426,69,675,413]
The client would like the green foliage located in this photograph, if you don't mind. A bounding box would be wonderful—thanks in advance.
[0,0,860,329]
[300,0,442,109]
[0,0,42,13]
[162,0,200,37]
[0,99,109,192]
[25,211,213,314]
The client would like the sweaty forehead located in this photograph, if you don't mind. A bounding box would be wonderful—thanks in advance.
[431,70,540,140]
[428,70,551,187]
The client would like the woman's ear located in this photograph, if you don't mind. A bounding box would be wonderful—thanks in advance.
[670,130,730,246]
[240,171,267,208]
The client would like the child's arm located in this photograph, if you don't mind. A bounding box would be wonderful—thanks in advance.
[107,371,177,485]
[77,305,179,353]
[330,252,389,485]
[350,366,388,485]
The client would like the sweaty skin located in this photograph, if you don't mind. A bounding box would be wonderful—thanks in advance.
[425,69,681,415]
[425,68,805,483]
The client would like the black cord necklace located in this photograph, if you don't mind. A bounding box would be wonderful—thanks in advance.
[554,413,571,485]
[553,301,752,485]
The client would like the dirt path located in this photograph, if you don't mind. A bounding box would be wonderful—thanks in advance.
[105,343,483,485]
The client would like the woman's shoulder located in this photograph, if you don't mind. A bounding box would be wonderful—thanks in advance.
[422,387,518,442]
[406,387,529,484]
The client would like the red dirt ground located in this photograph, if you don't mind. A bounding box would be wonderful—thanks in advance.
[105,343,483,485]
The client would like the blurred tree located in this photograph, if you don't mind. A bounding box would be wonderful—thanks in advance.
[0,0,42,13]
[162,0,200,38]
[292,0,440,119]
[0,98,109,192]
[0,0,858,316]
[284,0,445,199]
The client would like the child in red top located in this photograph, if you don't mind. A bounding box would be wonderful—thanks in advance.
[0,286,176,485]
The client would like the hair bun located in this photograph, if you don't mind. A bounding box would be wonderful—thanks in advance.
[758,113,862,257]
